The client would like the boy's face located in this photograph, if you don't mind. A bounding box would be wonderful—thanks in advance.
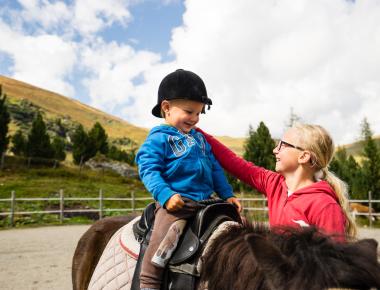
[161,99,204,133]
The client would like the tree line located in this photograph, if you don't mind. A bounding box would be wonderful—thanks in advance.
[1,86,379,205]
[0,86,135,166]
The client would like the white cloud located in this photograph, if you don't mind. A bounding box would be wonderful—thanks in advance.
[73,0,132,37]
[0,19,77,95]
[0,0,136,97]
[80,40,163,115]
[1,0,380,146]
[156,0,380,144]
[17,0,72,30]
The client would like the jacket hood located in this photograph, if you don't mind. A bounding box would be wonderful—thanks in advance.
[288,180,338,202]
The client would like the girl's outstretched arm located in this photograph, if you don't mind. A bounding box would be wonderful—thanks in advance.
[196,128,276,194]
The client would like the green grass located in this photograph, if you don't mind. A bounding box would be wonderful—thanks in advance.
[0,165,151,228]
[0,166,147,197]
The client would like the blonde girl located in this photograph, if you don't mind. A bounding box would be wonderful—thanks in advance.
[197,123,357,239]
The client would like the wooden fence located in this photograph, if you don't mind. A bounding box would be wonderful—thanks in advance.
[0,190,379,227]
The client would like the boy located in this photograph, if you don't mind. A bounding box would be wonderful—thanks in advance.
[135,69,242,290]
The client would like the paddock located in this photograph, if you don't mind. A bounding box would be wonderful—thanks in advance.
[0,225,379,290]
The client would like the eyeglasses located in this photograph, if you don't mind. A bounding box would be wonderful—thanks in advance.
[275,140,305,151]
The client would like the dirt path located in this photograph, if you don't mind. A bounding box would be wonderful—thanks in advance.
[0,225,379,290]
[0,225,90,290]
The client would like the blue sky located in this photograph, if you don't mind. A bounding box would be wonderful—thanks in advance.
[1,0,380,145]
[99,0,184,59]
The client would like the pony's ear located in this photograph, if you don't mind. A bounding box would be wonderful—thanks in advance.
[244,233,291,290]
[355,238,379,262]
[357,238,378,252]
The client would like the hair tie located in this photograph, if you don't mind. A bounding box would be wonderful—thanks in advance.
[314,169,324,181]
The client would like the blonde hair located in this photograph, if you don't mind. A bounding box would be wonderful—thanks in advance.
[292,123,357,238]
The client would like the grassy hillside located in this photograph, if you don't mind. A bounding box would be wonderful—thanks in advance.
[3,74,378,158]
[343,136,380,157]
[0,75,149,145]
[217,136,246,156]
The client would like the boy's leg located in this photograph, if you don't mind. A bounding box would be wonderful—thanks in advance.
[140,207,180,289]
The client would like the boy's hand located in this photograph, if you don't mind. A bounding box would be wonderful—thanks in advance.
[165,193,185,212]
[226,197,243,213]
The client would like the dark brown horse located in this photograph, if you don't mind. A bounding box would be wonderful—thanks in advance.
[72,215,380,290]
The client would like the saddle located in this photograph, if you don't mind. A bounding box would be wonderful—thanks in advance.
[131,199,242,290]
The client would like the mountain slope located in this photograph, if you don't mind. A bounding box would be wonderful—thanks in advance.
[0,75,149,144]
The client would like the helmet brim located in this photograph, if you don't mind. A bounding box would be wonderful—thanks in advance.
[152,104,162,118]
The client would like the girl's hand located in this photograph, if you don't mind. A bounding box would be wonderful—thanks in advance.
[165,193,185,212]
[226,197,243,212]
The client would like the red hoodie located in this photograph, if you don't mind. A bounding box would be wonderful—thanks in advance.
[199,129,346,237]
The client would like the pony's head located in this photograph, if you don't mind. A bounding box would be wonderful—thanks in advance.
[201,223,380,290]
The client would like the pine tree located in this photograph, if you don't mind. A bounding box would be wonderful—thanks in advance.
[330,147,364,199]
[26,112,54,158]
[107,145,136,166]
[71,124,90,165]
[51,136,66,161]
[0,86,10,155]
[360,118,380,209]
[243,122,276,170]
[346,155,365,199]
[285,107,302,129]
[88,122,109,156]
[11,130,27,156]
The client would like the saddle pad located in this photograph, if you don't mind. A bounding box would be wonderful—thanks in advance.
[119,216,141,259]
[88,218,240,290]
[88,225,137,290]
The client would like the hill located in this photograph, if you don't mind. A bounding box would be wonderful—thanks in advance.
[0,75,149,145]
[343,137,380,157]
[4,74,378,157]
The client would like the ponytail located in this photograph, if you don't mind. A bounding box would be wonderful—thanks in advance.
[294,123,358,239]
[323,168,357,238]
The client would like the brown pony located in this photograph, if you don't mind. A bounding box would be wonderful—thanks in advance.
[72,215,380,290]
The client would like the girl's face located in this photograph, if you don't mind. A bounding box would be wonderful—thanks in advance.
[273,129,305,174]
[162,99,204,133]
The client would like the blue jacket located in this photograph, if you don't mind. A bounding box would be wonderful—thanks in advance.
[135,125,234,206]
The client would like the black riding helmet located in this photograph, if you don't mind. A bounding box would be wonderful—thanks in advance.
[151,69,213,118]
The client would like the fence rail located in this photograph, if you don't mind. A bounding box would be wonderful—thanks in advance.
[0,190,379,227]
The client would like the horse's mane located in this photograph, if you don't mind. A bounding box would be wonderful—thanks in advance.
[201,222,380,290]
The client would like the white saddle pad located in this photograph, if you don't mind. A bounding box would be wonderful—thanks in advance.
[88,216,141,290]
[88,215,239,290]
[119,216,140,259]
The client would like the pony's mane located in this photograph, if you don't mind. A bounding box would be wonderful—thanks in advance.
[201,222,380,290]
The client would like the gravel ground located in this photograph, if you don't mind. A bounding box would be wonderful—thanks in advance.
[0,225,90,290]
[0,225,379,290]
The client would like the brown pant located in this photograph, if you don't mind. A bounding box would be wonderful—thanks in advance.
[140,198,202,289]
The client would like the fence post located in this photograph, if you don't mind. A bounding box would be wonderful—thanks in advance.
[79,156,84,172]
[60,189,64,223]
[368,191,373,228]
[131,191,135,212]
[99,189,103,220]
[10,190,15,227]
[240,191,244,212]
